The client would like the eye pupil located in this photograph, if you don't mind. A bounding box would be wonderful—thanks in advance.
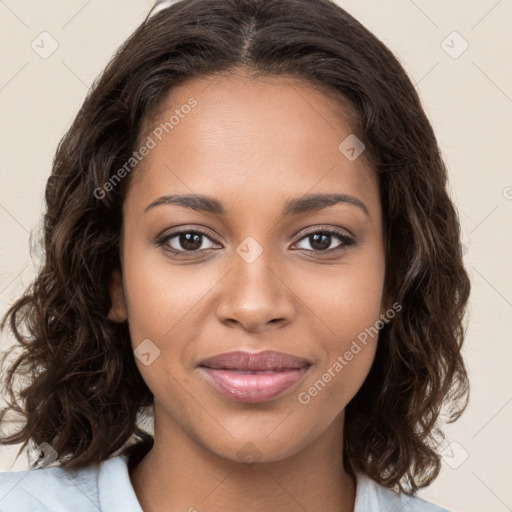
[310,232,331,251]
[180,233,202,251]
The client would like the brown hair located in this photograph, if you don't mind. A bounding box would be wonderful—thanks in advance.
[0,0,470,494]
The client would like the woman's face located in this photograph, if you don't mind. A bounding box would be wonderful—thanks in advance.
[109,72,388,463]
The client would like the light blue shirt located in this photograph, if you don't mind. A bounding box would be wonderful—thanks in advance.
[0,454,449,511]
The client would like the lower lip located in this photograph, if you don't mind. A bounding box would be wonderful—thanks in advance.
[199,366,310,403]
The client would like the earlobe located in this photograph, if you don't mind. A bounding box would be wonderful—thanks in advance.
[107,269,128,322]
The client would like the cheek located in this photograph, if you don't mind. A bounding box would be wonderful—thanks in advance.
[120,242,228,396]
[295,266,383,415]
[296,341,377,432]
[292,251,385,408]
[121,241,218,347]
[292,248,386,344]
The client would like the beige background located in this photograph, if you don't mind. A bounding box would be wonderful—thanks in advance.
[1,1,511,511]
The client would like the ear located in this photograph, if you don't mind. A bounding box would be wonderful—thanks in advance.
[107,269,128,322]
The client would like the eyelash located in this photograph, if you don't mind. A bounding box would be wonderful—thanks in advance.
[155,226,356,257]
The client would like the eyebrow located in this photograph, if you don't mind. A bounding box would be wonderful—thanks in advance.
[144,192,370,219]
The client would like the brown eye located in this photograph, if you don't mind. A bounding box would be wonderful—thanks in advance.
[156,229,219,254]
[293,229,356,254]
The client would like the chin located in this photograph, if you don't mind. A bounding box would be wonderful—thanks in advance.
[201,430,314,467]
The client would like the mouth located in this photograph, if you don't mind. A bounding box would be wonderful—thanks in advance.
[198,350,312,403]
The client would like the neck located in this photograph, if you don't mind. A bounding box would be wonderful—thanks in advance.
[130,406,356,512]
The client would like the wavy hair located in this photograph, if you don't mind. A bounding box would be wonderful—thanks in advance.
[0,0,470,494]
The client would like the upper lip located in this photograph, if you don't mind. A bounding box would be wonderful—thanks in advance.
[199,350,312,371]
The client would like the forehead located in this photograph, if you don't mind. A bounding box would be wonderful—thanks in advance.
[127,72,380,220]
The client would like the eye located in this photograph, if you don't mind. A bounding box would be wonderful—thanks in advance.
[156,228,220,254]
[292,228,356,254]
[156,226,356,257]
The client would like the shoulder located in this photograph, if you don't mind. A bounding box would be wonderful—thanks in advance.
[0,454,142,512]
[0,461,99,512]
[355,473,451,512]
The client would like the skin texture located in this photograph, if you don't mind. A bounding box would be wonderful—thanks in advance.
[108,71,388,512]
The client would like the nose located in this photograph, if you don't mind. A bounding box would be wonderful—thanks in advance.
[215,252,296,333]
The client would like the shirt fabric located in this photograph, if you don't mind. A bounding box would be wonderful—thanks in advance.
[0,453,449,512]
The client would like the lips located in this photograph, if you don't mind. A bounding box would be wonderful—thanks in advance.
[199,350,312,371]
[198,350,312,403]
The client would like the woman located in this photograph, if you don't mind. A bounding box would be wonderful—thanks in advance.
[0,0,470,510]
